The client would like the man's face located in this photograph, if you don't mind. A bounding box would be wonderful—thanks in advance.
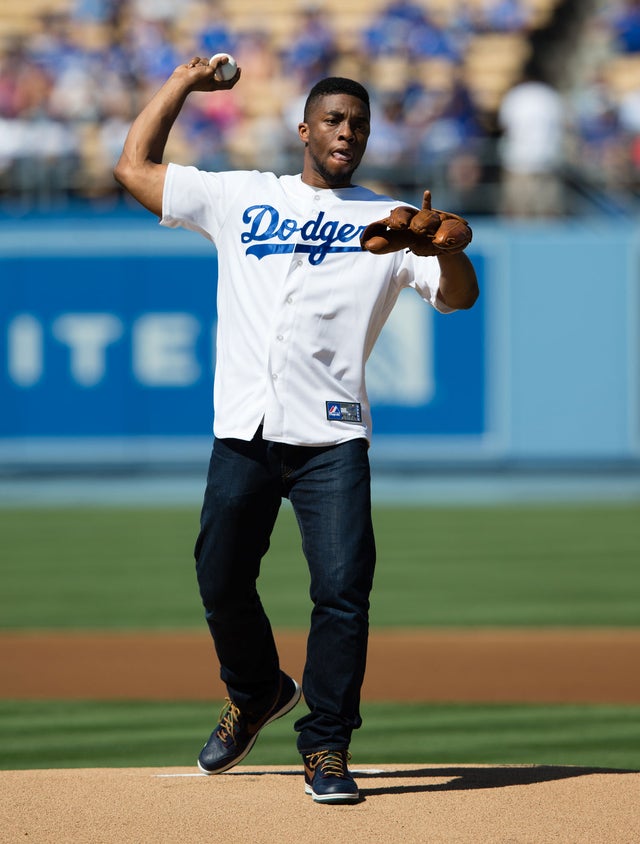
[298,93,371,188]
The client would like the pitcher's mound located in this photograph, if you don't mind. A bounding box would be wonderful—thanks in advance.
[2,764,638,843]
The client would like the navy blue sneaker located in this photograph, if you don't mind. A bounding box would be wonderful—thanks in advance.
[303,749,360,804]
[198,671,301,774]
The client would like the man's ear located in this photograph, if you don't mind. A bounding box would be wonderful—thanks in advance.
[298,122,309,146]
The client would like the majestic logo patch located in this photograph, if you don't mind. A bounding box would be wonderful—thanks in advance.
[326,401,362,423]
[241,205,367,265]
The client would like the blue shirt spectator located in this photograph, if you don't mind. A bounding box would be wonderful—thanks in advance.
[609,0,640,52]
[281,4,336,86]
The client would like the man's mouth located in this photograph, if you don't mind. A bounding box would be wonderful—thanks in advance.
[331,148,353,163]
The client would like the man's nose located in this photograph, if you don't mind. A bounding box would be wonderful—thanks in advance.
[339,123,355,142]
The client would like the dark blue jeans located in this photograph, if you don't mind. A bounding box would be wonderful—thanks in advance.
[194,427,377,752]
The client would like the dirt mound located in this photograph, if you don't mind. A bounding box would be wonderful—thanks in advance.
[2,764,638,843]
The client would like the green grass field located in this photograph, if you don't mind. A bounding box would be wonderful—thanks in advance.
[1,701,638,770]
[1,502,639,770]
[2,502,639,629]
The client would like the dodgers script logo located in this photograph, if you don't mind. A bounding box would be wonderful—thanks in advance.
[241,204,367,265]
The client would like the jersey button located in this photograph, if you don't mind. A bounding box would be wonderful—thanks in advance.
[286,296,293,304]
[276,334,284,341]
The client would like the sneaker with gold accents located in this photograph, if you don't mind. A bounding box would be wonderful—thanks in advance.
[302,749,360,804]
[198,671,301,774]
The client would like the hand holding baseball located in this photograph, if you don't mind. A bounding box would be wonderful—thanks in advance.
[182,54,241,91]
[209,53,239,81]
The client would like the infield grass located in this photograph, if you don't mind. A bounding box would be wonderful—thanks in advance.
[1,700,638,771]
[1,502,640,629]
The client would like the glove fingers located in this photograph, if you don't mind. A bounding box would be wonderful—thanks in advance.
[387,206,416,230]
[360,221,395,253]
[361,224,415,254]
[362,233,409,254]
[360,220,388,243]
[434,210,469,225]
[361,190,472,256]
[409,208,441,236]
[431,218,473,252]
[362,235,401,254]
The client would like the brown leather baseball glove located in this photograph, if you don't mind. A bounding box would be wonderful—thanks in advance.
[360,190,472,257]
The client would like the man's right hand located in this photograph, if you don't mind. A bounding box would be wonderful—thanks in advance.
[114,55,240,218]
[174,56,241,93]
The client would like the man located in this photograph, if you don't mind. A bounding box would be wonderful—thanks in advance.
[114,55,478,804]
[497,64,566,218]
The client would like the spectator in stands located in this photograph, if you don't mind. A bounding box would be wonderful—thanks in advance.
[414,76,482,162]
[71,0,122,24]
[361,0,431,56]
[0,43,27,184]
[568,67,629,194]
[130,0,183,24]
[363,92,412,167]
[232,28,279,83]
[497,63,566,217]
[181,82,243,171]
[120,16,183,85]
[617,84,640,190]
[618,84,640,136]
[192,0,238,60]
[606,0,640,53]
[3,0,627,215]
[407,22,459,61]
[406,74,484,209]
[0,40,27,119]
[443,1,480,57]
[281,3,337,88]
[0,36,80,203]
[477,0,529,33]
[28,12,88,79]
[98,92,138,177]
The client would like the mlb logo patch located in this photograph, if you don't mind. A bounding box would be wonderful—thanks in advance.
[326,401,362,423]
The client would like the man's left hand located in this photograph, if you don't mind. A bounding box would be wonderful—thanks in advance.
[360,190,472,257]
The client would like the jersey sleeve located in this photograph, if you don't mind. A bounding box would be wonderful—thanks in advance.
[160,163,253,242]
[395,250,456,314]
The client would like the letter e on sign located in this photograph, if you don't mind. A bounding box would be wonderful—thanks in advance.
[133,313,201,386]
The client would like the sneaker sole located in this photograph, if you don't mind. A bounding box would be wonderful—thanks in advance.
[197,734,259,775]
[311,790,360,804]
[304,783,360,804]
[198,678,302,775]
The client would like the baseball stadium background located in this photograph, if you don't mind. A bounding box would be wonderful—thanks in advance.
[1,0,640,841]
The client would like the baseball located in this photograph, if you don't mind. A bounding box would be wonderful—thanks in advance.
[209,53,238,82]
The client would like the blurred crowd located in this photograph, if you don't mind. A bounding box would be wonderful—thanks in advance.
[1,0,640,216]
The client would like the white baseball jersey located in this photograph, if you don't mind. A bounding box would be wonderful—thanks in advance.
[161,163,452,446]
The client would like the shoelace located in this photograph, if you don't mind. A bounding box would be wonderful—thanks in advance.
[308,750,351,779]
[215,698,242,744]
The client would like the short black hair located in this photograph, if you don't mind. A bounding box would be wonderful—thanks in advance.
[303,77,370,121]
